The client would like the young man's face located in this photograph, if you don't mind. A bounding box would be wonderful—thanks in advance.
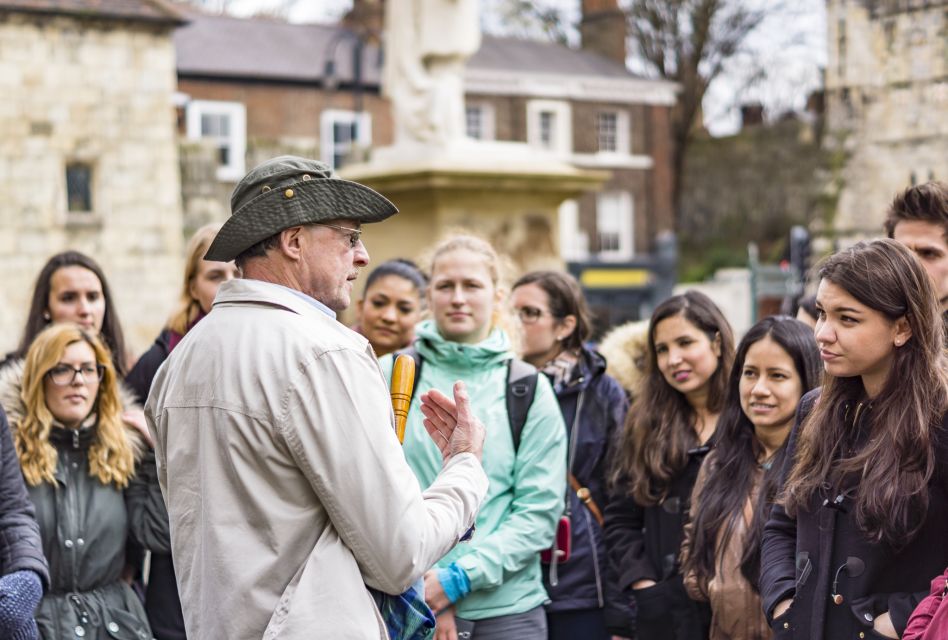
[892,219,948,311]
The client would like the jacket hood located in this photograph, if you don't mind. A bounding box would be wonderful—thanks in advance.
[0,359,146,459]
[597,319,650,395]
[556,347,609,395]
[413,320,513,372]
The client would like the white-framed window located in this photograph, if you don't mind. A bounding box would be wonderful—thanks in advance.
[320,109,372,170]
[596,191,634,261]
[596,110,630,154]
[558,199,589,261]
[186,100,246,181]
[465,103,495,141]
[527,99,572,155]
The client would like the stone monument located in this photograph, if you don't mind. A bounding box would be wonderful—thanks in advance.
[340,0,606,276]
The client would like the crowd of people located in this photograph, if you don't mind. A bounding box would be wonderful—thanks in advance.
[0,155,945,640]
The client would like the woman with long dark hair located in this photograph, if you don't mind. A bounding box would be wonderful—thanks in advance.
[4,251,129,377]
[680,316,820,639]
[760,239,948,639]
[509,271,629,640]
[605,290,735,639]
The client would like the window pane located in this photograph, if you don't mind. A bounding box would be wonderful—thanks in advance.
[218,145,230,166]
[540,111,555,148]
[66,163,92,212]
[597,112,618,152]
[466,106,483,139]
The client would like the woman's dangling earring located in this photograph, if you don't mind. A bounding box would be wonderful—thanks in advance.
[43,311,51,322]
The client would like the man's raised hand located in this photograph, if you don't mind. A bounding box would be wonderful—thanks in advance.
[419,381,485,463]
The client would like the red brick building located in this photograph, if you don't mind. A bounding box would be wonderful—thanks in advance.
[172,5,677,262]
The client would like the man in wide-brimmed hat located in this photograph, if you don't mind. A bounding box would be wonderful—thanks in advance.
[146,156,488,639]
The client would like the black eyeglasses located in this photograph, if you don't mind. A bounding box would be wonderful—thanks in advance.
[315,223,363,249]
[514,306,552,325]
[46,364,104,386]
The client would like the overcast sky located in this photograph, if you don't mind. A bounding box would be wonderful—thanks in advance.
[217,0,827,136]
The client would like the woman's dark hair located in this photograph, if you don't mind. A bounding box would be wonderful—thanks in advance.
[511,270,593,352]
[782,239,948,545]
[612,290,735,505]
[682,316,821,595]
[796,295,818,322]
[14,251,128,377]
[363,259,427,298]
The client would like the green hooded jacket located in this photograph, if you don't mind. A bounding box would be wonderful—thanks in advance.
[380,320,567,620]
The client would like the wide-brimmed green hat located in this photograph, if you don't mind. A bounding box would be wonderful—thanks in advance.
[204,155,398,262]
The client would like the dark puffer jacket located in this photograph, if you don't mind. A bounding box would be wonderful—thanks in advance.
[0,406,49,589]
[542,349,629,626]
[761,390,948,640]
[0,360,166,640]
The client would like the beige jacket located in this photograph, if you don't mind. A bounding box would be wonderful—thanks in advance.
[145,279,488,640]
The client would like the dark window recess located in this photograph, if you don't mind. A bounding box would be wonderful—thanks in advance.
[66,163,92,212]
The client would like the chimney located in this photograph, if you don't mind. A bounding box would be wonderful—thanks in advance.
[580,0,627,66]
[740,103,765,128]
[342,0,384,44]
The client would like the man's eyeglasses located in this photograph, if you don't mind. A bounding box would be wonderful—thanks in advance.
[316,223,363,249]
[46,364,105,386]
[514,306,552,325]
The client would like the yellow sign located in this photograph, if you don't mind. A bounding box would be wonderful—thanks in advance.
[580,269,651,288]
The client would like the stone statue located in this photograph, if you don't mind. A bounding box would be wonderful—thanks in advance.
[383,0,481,146]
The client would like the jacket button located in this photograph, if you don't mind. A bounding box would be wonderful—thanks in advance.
[77,538,85,546]
[64,539,74,548]
[783,622,789,629]
[859,634,865,639]
[864,613,874,622]
[75,626,85,637]
[107,622,119,633]
[284,188,294,198]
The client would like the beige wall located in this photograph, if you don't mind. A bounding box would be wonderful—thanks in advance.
[0,14,183,357]
[826,0,948,236]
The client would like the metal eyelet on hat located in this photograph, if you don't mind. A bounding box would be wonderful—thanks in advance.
[284,189,294,198]
[261,185,271,193]
[301,174,312,181]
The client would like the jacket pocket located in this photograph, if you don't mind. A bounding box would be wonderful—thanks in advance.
[771,604,794,639]
[795,551,811,588]
[633,577,679,622]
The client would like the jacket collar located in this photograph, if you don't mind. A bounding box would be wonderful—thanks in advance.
[554,348,608,395]
[213,278,337,323]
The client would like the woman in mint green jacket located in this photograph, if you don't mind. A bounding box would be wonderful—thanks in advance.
[381,235,567,640]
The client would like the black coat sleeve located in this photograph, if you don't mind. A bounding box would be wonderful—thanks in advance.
[604,476,656,590]
[125,332,171,405]
[0,407,49,590]
[760,390,819,622]
[126,448,171,554]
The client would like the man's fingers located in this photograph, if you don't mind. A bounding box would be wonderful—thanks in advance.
[422,418,451,456]
[420,399,455,428]
[421,388,458,415]
[453,381,471,422]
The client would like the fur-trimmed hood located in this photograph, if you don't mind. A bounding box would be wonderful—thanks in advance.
[0,358,146,459]
[597,319,650,397]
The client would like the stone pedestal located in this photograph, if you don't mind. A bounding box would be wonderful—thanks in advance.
[340,140,607,279]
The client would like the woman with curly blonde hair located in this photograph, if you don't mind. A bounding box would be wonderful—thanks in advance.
[1,324,157,640]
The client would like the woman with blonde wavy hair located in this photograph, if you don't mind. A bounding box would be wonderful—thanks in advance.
[125,222,238,640]
[1,324,156,640]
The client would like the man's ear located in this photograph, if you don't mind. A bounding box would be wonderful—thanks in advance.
[278,226,305,261]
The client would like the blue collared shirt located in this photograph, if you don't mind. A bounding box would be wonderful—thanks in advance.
[267,282,337,319]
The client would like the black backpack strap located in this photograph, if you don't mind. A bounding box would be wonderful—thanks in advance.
[393,344,422,394]
[506,358,539,454]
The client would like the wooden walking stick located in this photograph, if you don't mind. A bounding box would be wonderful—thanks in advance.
[390,353,416,444]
